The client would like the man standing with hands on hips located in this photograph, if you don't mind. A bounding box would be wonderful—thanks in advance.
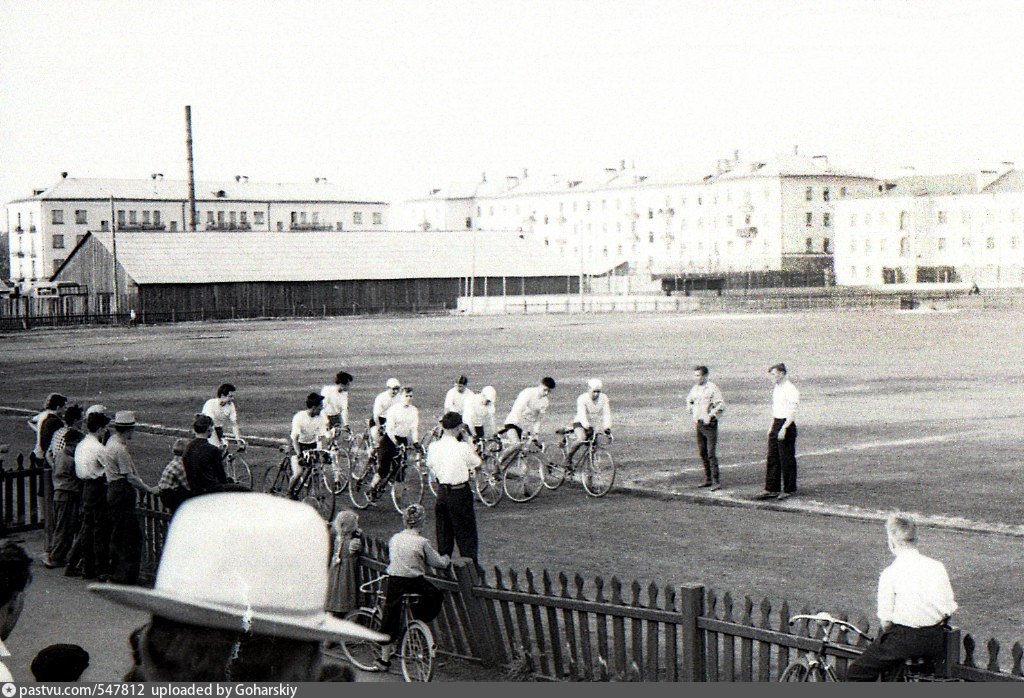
[757,363,799,500]
[686,366,724,491]
[427,412,481,568]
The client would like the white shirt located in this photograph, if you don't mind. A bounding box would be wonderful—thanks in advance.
[444,386,473,415]
[506,386,550,432]
[202,398,238,429]
[373,390,399,421]
[771,379,799,420]
[877,549,958,628]
[321,384,350,423]
[74,432,110,480]
[574,392,612,430]
[427,434,482,484]
[291,410,328,445]
[687,381,725,423]
[385,403,420,442]
[462,393,496,430]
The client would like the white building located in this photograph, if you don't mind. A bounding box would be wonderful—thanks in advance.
[396,152,881,278]
[832,164,1024,287]
[6,174,389,289]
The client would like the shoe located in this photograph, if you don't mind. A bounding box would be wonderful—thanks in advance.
[754,491,779,500]
[43,558,65,569]
[697,481,713,488]
[776,492,793,501]
[371,658,391,672]
[710,483,722,492]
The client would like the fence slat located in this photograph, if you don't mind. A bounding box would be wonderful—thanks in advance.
[756,597,772,681]
[739,597,754,682]
[644,582,659,681]
[510,569,536,674]
[559,573,580,680]
[493,568,519,662]
[575,575,594,680]
[525,569,551,677]
[610,577,627,675]
[721,592,736,682]
[542,571,565,678]
[704,588,719,681]
[594,576,610,677]
[663,585,678,681]
[776,600,791,678]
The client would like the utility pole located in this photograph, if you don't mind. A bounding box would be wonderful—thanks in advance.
[185,105,197,231]
[110,196,120,316]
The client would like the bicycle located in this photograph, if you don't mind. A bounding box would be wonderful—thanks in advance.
[779,612,947,682]
[261,445,337,519]
[348,441,424,514]
[323,426,353,495]
[220,435,252,489]
[334,575,436,682]
[472,434,505,507]
[538,428,616,497]
[499,434,545,503]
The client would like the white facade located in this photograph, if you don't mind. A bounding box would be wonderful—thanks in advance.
[833,167,1024,286]
[6,176,389,289]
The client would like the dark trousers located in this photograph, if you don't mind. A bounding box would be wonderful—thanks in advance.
[846,624,945,681]
[67,478,110,577]
[50,490,81,564]
[377,436,407,483]
[107,479,142,585]
[380,575,445,642]
[435,484,478,565]
[695,421,720,483]
[765,419,798,494]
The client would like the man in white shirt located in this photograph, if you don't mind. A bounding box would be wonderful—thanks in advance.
[567,379,612,468]
[427,412,482,566]
[846,514,957,681]
[321,371,353,431]
[201,383,243,450]
[66,411,113,580]
[756,363,800,501]
[686,366,725,491]
[462,385,498,441]
[289,393,329,490]
[502,377,556,443]
[371,378,402,440]
[370,387,420,496]
[443,375,472,416]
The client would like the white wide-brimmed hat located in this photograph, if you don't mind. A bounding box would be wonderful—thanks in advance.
[90,493,386,643]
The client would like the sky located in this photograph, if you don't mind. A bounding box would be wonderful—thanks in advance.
[2,0,1024,205]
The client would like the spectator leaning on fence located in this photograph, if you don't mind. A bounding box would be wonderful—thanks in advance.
[846,513,958,681]
[46,404,86,568]
[104,411,158,585]
[91,493,383,681]
[29,393,68,466]
[66,411,113,580]
[157,438,191,513]
[0,541,33,682]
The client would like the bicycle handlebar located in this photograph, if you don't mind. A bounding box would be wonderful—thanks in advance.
[359,574,387,594]
[789,613,872,640]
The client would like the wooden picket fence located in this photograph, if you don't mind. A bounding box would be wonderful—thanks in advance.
[0,453,48,534]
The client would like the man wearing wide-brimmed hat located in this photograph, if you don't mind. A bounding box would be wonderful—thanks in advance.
[104,411,158,585]
[92,493,386,681]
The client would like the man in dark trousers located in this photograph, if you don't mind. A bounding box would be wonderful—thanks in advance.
[66,411,113,580]
[183,414,247,498]
[756,363,800,501]
[426,412,481,567]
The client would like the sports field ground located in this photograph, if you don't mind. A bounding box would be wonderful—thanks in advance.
[1,309,1022,646]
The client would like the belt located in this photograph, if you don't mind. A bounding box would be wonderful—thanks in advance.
[438,482,469,491]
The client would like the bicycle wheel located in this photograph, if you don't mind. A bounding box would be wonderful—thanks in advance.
[400,620,435,682]
[427,468,439,498]
[348,467,373,510]
[230,454,253,490]
[391,463,424,514]
[324,448,351,495]
[779,661,810,682]
[340,608,384,672]
[300,467,335,519]
[474,456,503,507]
[503,452,544,502]
[539,457,567,490]
[261,459,290,496]
[581,447,615,497]
[806,664,832,682]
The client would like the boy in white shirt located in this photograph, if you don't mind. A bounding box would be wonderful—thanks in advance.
[321,371,353,431]
[289,393,329,491]
[567,379,612,467]
[201,383,243,450]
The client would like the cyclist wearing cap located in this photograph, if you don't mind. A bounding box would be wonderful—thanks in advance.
[321,371,353,431]
[371,378,402,439]
[289,393,330,491]
[567,379,612,467]
[201,384,243,450]
[461,385,497,441]
[443,376,472,416]
[501,377,556,444]
[369,388,420,496]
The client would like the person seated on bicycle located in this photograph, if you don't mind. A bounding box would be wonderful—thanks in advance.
[461,385,497,445]
[289,393,330,494]
[566,379,613,469]
[370,378,402,443]
[498,377,555,465]
[443,375,473,416]
[846,513,957,681]
[377,504,450,671]
[322,371,353,433]
[202,383,244,451]
[368,387,420,498]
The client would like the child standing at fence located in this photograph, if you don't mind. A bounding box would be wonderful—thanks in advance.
[325,510,362,617]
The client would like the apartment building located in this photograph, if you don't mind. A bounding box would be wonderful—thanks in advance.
[6,174,389,289]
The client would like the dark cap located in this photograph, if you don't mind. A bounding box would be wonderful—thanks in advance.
[440,412,464,430]
[31,643,90,681]
[456,375,469,386]
[192,413,214,433]
[768,362,788,374]
[86,412,111,433]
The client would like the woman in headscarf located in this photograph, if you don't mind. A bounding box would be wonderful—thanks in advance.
[325,510,362,617]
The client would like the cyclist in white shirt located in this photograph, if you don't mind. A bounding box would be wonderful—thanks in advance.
[289,393,330,491]
[201,383,243,451]
[321,371,353,431]
[370,378,402,441]
[461,385,497,441]
[369,387,420,497]
[567,379,612,467]
[443,375,472,415]
[499,377,556,466]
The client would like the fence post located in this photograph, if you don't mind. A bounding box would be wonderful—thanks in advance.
[452,558,506,664]
[940,626,962,679]
[679,584,706,681]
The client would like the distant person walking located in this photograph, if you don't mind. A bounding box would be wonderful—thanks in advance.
[756,363,799,501]
[686,366,724,491]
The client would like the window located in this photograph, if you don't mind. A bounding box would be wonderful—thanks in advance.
[962,237,971,248]
[209,211,216,225]
[823,238,831,253]
[299,212,307,224]
[240,211,248,225]
[697,196,702,206]
[277,221,284,231]
[899,211,909,230]
[851,214,857,227]
[336,222,343,231]
[986,237,995,250]
[465,217,472,229]
[647,208,653,219]
[900,237,910,256]
[154,210,161,226]
[822,188,830,202]
[937,211,947,225]
[117,210,126,227]
[142,211,151,224]
[865,239,872,252]
[840,187,847,197]
[937,238,946,250]
[52,259,64,274]
[75,210,87,224]
[372,212,383,225]
[218,211,226,225]
[169,221,178,231]
[353,212,363,225]
[805,212,813,227]
[725,215,733,227]
[823,212,831,227]
[879,239,887,252]
[230,211,238,226]
[51,210,64,225]
[311,212,318,225]
[805,187,813,201]
[648,232,655,244]
[850,266,857,278]
[254,211,265,225]
[129,210,137,224]
[52,235,65,249]
[865,266,872,279]
[805,237,813,252]
[586,201,591,211]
